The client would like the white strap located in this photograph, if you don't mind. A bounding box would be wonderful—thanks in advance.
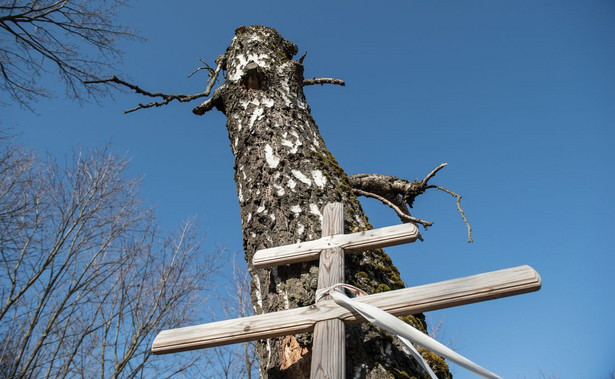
[322,284,502,379]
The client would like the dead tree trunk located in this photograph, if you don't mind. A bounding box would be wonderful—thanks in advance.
[198,25,449,378]
[89,24,453,378]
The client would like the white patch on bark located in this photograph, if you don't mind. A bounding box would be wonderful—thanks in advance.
[262,97,274,108]
[253,275,263,310]
[239,99,252,110]
[265,340,272,369]
[296,223,305,235]
[280,133,302,154]
[270,213,275,222]
[310,204,323,221]
[287,178,296,190]
[313,137,320,147]
[291,170,312,186]
[249,98,261,107]
[228,53,269,81]
[280,139,294,152]
[290,205,301,214]
[256,205,266,213]
[238,184,244,202]
[264,144,280,168]
[277,65,294,107]
[248,107,264,130]
[274,183,285,196]
[247,53,269,67]
[247,213,252,223]
[311,170,326,188]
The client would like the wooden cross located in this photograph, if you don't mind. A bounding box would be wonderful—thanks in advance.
[152,203,541,378]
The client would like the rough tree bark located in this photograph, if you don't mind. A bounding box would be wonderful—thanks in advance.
[196,26,450,378]
[89,24,455,378]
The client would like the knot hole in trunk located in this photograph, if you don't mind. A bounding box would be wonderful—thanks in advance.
[241,61,267,91]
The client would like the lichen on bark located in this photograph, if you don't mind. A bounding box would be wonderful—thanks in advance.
[207,25,449,378]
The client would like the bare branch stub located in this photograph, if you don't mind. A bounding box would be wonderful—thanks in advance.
[349,163,473,242]
[303,77,345,87]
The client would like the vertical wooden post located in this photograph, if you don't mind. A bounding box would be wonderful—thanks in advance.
[310,203,345,379]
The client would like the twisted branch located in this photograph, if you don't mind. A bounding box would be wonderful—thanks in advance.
[349,163,473,242]
[85,57,224,114]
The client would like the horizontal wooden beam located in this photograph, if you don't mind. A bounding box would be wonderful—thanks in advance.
[252,223,419,268]
[152,265,541,354]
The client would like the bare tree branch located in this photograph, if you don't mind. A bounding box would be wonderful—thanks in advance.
[86,57,224,114]
[0,0,140,108]
[421,163,448,187]
[349,163,473,242]
[352,188,433,228]
[303,77,345,87]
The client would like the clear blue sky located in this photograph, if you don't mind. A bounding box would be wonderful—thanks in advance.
[3,1,614,377]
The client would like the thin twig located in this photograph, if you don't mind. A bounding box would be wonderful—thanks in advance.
[352,188,433,228]
[429,185,473,243]
[421,163,448,187]
[187,58,215,78]
[303,78,345,87]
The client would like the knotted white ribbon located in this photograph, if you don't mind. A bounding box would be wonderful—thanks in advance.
[318,284,502,379]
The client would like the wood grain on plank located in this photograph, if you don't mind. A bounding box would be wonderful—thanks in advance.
[152,265,540,354]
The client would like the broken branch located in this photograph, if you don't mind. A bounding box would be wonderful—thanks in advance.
[192,96,218,116]
[303,78,345,87]
[349,163,473,242]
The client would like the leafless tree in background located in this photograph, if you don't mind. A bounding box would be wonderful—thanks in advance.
[0,0,137,107]
[210,257,258,379]
[0,132,221,378]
